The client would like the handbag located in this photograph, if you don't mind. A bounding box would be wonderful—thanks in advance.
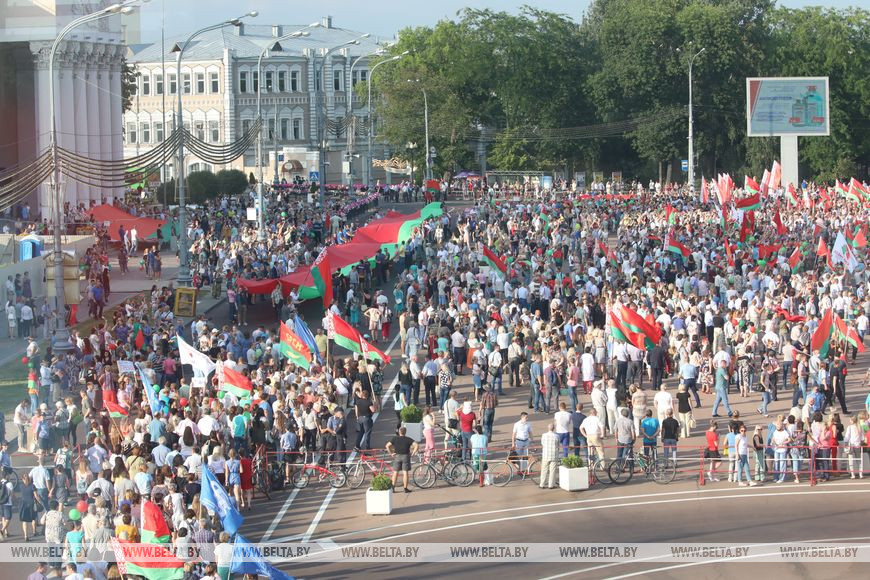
[448,418,459,430]
[689,416,697,429]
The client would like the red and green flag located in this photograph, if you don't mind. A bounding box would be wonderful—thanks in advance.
[330,312,366,356]
[834,314,866,353]
[482,245,508,279]
[735,181,761,211]
[744,175,761,195]
[112,538,185,580]
[610,304,662,350]
[850,228,866,249]
[220,366,253,399]
[760,168,771,196]
[132,322,145,350]
[811,309,833,358]
[360,335,392,365]
[665,234,691,258]
[701,177,709,204]
[106,401,128,419]
[141,501,171,544]
[835,179,861,203]
[539,211,551,232]
[786,183,800,206]
[299,248,333,308]
[770,160,782,191]
[773,208,787,236]
[724,238,735,267]
[849,178,868,203]
[788,246,802,273]
[279,322,312,370]
[758,243,781,260]
[597,240,618,268]
[665,204,677,225]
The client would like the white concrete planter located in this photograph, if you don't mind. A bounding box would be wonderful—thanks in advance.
[366,488,393,515]
[559,466,590,492]
[402,422,423,442]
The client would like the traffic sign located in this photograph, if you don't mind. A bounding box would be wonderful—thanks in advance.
[309,171,320,182]
[680,160,688,172]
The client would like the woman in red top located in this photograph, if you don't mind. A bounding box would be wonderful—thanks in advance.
[239,450,254,510]
[704,421,721,481]
[455,400,477,461]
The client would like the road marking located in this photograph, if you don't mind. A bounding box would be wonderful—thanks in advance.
[275,331,401,544]
[261,486,301,542]
[272,481,870,544]
[537,535,870,580]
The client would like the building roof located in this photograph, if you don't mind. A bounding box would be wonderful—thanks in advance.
[129,22,390,64]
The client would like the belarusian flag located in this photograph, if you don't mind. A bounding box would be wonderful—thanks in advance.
[724,238,734,267]
[597,240,618,268]
[786,183,800,206]
[666,234,691,258]
[279,322,312,370]
[788,246,802,273]
[482,245,508,279]
[610,304,662,350]
[834,314,866,353]
[811,309,833,358]
[773,208,787,235]
[701,177,709,204]
[817,236,833,269]
[220,366,253,399]
[361,335,391,365]
[111,537,185,580]
[744,175,761,195]
[849,177,868,202]
[106,401,128,419]
[539,211,551,232]
[758,243,781,260]
[770,161,782,190]
[760,169,771,196]
[735,189,761,211]
[310,248,333,307]
[141,501,172,544]
[849,227,867,249]
[132,323,145,350]
[836,179,861,203]
[330,312,366,356]
[665,205,677,225]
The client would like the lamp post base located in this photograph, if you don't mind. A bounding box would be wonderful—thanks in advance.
[52,327,74,352]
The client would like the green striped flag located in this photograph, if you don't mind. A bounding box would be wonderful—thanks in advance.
[482,245,507,278]
[220,366,253,399]
[811,309,833,358]
[279,322,312,370]
[141,501,172,544]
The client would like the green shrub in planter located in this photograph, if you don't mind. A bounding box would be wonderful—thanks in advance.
[400,404,423,423]
[371,474,393,491]
[561,455,585,469]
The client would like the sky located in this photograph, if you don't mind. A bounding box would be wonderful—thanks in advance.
[137,0,858,43]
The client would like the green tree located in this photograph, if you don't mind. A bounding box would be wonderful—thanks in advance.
[121,59,138,113]
[217,169,249,196]
[186,170,219,203]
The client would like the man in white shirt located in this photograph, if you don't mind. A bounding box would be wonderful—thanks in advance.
[511,412,533,460]
[553,402,573,457]
[450,329,467,375]
[13,400,31,451]
[653,384,674,425]
[197,408,219,437]
[580,408,605,462]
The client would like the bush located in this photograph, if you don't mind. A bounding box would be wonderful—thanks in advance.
[186,170,219,203]
[217,169,249,196]
[561,455,585,469]
[400,404,423,423]
[371,474,393,491]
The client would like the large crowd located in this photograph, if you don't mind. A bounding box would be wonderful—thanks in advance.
[1,173,868,578]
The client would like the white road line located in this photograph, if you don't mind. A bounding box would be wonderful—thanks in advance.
[278,487,870,562]
[272,480,870,544]
[261,486,301,542]
[279,331,401,544]
[537,536,870,580]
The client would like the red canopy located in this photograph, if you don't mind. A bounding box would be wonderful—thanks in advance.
[88,204,166,242]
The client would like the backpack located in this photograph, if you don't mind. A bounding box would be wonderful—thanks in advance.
[37,420,51,440]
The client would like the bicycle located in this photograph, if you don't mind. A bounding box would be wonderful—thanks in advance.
[346,452,396,489]
[292,451,347,489]
[607,448,676,485]
[252,446,272,500]
[506,453,540,485]
[412,453,474,488]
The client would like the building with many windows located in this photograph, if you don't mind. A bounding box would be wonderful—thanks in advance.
[125,16,390,187]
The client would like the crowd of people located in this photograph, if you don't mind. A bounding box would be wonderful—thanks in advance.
[0,172,867,578]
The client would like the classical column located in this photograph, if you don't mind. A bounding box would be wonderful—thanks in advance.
[97,45,111,205]
[73,45,91,209]
[30,42,54,219]
[109,44,124,204]
[59,42,78,206]
[86,45,103,206]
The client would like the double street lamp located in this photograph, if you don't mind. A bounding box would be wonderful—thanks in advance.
[364,51,407,190]
[680,44,705,192]
[48,0,148,351]
[256,22,321,240]
[171,11,259,286]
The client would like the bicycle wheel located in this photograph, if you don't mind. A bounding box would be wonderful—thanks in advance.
[291,469,310,489]
[591,459,609,484]
[255,468,272,499]
[329,470,347,488]
[525,457,541,485]
[448,462,474,487]
[651,459,676,484]
[412,463,437,489]
[488,461,513,487]
[607,458,633,484]
[346,463,367,489]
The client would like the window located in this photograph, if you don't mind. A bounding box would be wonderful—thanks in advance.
[314,70,321,92]
[252,71,259,93]
[239,71,248,93]
[196,73,205,94]
[209,120,219,142]
[290,70,299,92]
[126,122,137,144]
[182,73,191,94]
[155,74,163,95]
[292,118,302,140]
[352,69,368,87]
[183,121,191,133]
[267,118,275,140]
[210,71,219,93]
[169,73,177,95]
[278,71,286,92]
[265,71,273,92]
[195,121,205,141]
[333,69,342,91]
[280,118,289,141]
[141,122,150,143]
[155,122,164,143]
[241,119,252,135]
[141,74,150,95]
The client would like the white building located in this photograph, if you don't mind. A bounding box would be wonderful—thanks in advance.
[125,17,391,187]
[0,0,127,217]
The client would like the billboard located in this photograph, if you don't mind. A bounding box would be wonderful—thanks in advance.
[746,77,830,136]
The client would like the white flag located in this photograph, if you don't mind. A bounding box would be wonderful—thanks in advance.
[177,333,217,377]
[831,232,860,273]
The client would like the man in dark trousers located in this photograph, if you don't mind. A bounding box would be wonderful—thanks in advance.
[648,341,667,392]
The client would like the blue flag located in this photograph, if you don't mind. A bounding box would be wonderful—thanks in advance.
[136,364,161,415]
[292,315,323,364]
[231,534,295,580]
[200,465,244,536]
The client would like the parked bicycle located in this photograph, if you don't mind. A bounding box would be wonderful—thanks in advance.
[292,450,347,489]
[607,448,676,485]
[346,452,396,489]
[252,445,272,499]
[412,453,474,488]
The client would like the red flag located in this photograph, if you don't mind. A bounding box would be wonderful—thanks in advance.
[770,161,782,190]
[701,177,709,204]
[724,238,734,267]
[849,177,868,202]
[817,237,829,257]
[739,212,753,242]
[758,243,782,260]
[773,209,787,235]
[786,183,799,206]
[788,246,802,272]
[760,169,771,196]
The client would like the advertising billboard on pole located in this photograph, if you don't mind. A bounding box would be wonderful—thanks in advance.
[746,77,830,136]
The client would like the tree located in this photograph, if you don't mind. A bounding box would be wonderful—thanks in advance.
[248,172,257,186]
[217,169,249,196]
[121,59,138,113]
[186,170,219,203]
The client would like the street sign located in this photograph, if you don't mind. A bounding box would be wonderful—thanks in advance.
[309,171,320,182]
[680,160,688,172]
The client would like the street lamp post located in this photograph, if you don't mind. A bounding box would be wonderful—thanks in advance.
[687,46,705,193]
[317,34,370,208]
[256,23,319,241]
[172,11,258,285]
[407,79,430,182]
[48,0,145,351]
[365,52,407,190]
